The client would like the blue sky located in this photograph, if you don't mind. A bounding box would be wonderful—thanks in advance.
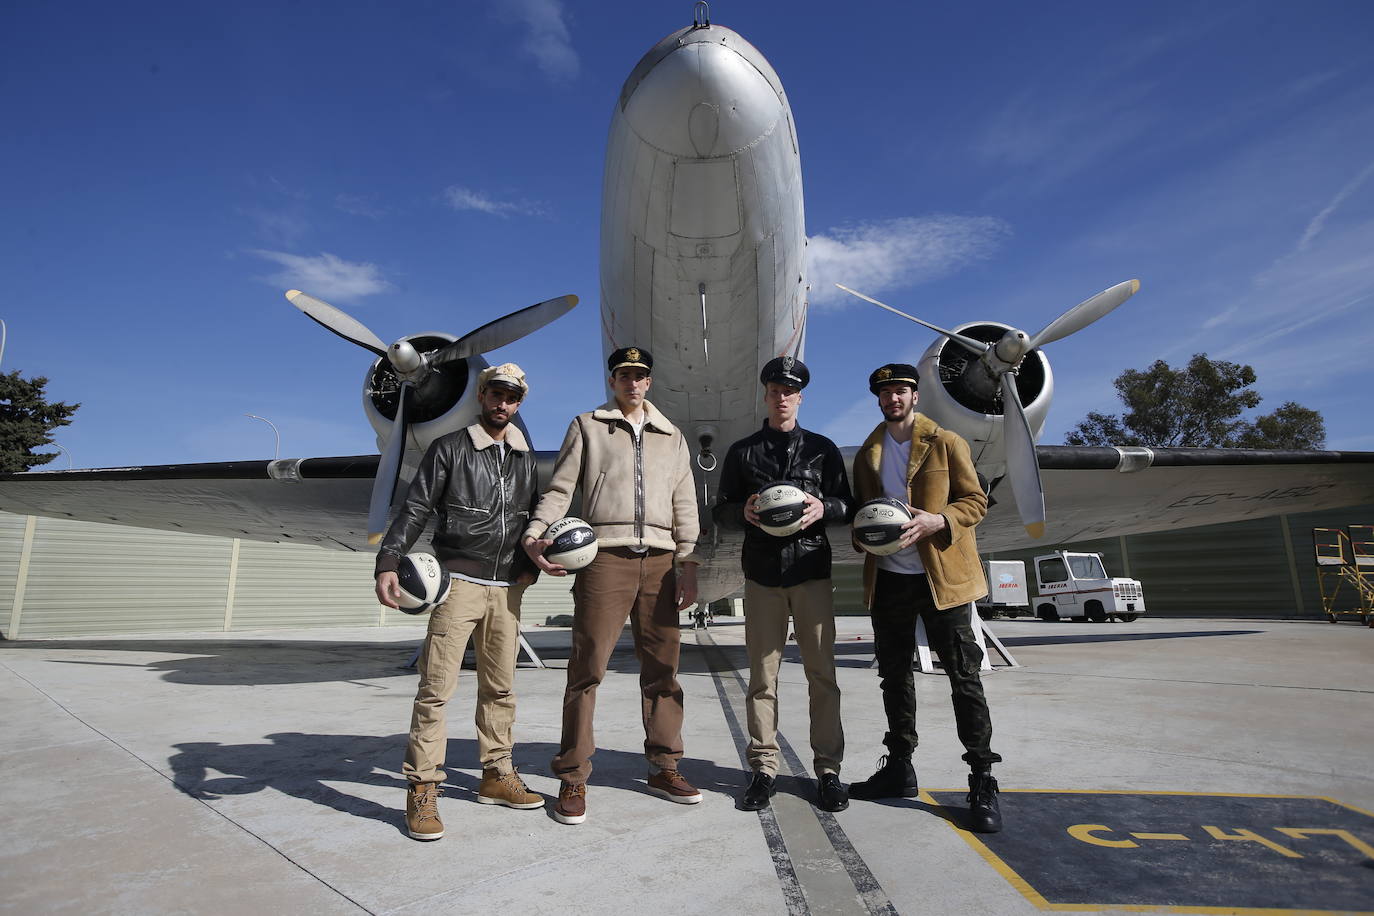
[4,1,1373,468]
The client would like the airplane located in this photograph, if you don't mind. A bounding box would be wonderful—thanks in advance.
[3,5,1374,607]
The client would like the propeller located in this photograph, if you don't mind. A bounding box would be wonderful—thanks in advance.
[285,290,579,544]
[837,280,1141,538]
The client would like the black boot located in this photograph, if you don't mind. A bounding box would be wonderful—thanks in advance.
[848,755,918,801]
[816,773,849,812]
[967,771,1001,833]
[738,772,776,811]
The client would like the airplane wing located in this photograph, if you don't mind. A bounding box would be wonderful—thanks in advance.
[976,445,1374,552]
[3,447,1371,557]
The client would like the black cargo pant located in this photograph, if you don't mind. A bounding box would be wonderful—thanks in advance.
[871,569,1002,770]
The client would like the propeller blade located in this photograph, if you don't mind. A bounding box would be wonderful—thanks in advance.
[834,285,987,357]
[430,294,579,367]
[285,290,388,357]
[367,381,411,545]
[999,373,1046,539]
[1028,279,1140,350]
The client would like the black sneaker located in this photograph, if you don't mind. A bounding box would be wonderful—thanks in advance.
[848,755,919,800]
[967,771,1002,833]
[816,773,849,812]
[738,772,776,811]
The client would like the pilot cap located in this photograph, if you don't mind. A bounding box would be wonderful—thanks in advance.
[760,355,810,390]
[868,362,919,395]
[478,362,528,398]
[608,346,653,374]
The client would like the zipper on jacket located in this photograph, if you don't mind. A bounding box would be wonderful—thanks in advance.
[494,445,508,581]
[633,425,644,546]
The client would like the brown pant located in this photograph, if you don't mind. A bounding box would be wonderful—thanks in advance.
[551,547,684,784]
[744,578,844,777]
[403,578,526,785]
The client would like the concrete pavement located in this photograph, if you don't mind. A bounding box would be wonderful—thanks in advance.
[2,616,1371,915]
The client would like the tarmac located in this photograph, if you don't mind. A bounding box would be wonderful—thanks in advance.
[2,614,1372,916]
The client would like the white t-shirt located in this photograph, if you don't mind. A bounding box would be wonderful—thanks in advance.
[877,429,925,574]
[455,439,513,587]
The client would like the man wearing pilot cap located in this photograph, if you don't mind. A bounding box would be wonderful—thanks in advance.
[713,355,854,813]
[849,361,1003,833]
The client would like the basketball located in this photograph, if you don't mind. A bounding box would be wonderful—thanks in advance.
[545,516,598,570]
[853,498,914,556]
[395,551,452,614]
[756,481,808,537]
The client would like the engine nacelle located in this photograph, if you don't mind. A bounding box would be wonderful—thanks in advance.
[360,332,491,466]
[915,321,1055,480]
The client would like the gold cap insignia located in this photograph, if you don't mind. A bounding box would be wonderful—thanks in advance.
[626,347,641,362]
[876,367,892,380]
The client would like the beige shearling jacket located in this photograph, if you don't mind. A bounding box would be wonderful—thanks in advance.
[854,414,988,609]
[525,399,700,563]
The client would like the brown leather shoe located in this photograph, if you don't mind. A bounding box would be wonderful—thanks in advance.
[553,782,586,825]
[647,768,703,804]
[405,782,444,840]
[477,768,544,810]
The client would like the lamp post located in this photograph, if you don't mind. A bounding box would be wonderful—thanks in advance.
[50,443,72,469]
[0,318,7,369]
[243,414,281,459]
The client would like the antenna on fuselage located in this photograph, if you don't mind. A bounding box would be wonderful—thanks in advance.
[693,1,710,28]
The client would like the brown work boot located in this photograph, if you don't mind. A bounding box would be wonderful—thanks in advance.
[553,782,587,825]
[647,768,703,804]
[477,768,544,810]
[405,782,444,841]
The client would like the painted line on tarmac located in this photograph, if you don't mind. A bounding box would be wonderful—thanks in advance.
[695,628,897,916]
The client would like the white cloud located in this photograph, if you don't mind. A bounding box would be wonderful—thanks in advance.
[493,0,579,82]
[806,216,1011,308]
[334,193,388,219]
[250,250,390,302]
[442,185,545,218]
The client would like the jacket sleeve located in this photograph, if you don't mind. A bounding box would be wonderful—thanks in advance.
[508,451,542,582]
[819,440,854,524]
[710,443,751,531]
[671,434,701,563]
[375,437,449,575]
[524,416,583,540]
[935,433,988,549]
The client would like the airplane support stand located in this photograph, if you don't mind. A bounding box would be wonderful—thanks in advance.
[868,603,1020,673]
[403,627,547,669]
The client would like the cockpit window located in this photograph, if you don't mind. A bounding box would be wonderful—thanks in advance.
[1039,558,1068,583]
[1068,555,1107,579]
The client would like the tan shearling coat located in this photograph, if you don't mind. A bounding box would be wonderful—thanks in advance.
[854,414,988,609]
[525,399,700,563]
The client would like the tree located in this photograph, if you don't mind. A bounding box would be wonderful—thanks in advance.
[0,371,80,472]
[1065,353,1325,449]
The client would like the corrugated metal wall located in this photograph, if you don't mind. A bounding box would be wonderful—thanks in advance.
[0,512,581,639]
[983,503,1374,617]
[5,503,1371,636]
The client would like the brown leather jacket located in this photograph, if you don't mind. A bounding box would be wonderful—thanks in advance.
[853,414,988,609]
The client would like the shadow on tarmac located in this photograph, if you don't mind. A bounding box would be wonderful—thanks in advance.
[167,734,745,837]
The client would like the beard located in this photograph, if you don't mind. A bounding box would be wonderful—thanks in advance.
[481,407,511,430]
[883,402,912,423]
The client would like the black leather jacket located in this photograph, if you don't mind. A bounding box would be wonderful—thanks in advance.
[375,424,539,583]
[712,421,853,587]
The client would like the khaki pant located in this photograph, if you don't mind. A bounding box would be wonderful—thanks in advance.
[744,577,844,777]
[552,547,684,784]
[403,578,527,785]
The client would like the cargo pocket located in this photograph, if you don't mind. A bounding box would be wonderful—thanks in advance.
[951,634,984,678]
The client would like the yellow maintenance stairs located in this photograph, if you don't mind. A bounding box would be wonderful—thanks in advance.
[1312,525,1374,625]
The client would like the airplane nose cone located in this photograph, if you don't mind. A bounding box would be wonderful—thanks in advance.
[623,35,785,159]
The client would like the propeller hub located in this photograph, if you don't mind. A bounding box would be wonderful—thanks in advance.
[994,329,1031,366]
[388,340,423,375]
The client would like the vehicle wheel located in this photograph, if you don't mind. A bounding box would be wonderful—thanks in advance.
[1118,613,1139,622]
[1085,601,1107,623]
[1037,604,1059,622]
